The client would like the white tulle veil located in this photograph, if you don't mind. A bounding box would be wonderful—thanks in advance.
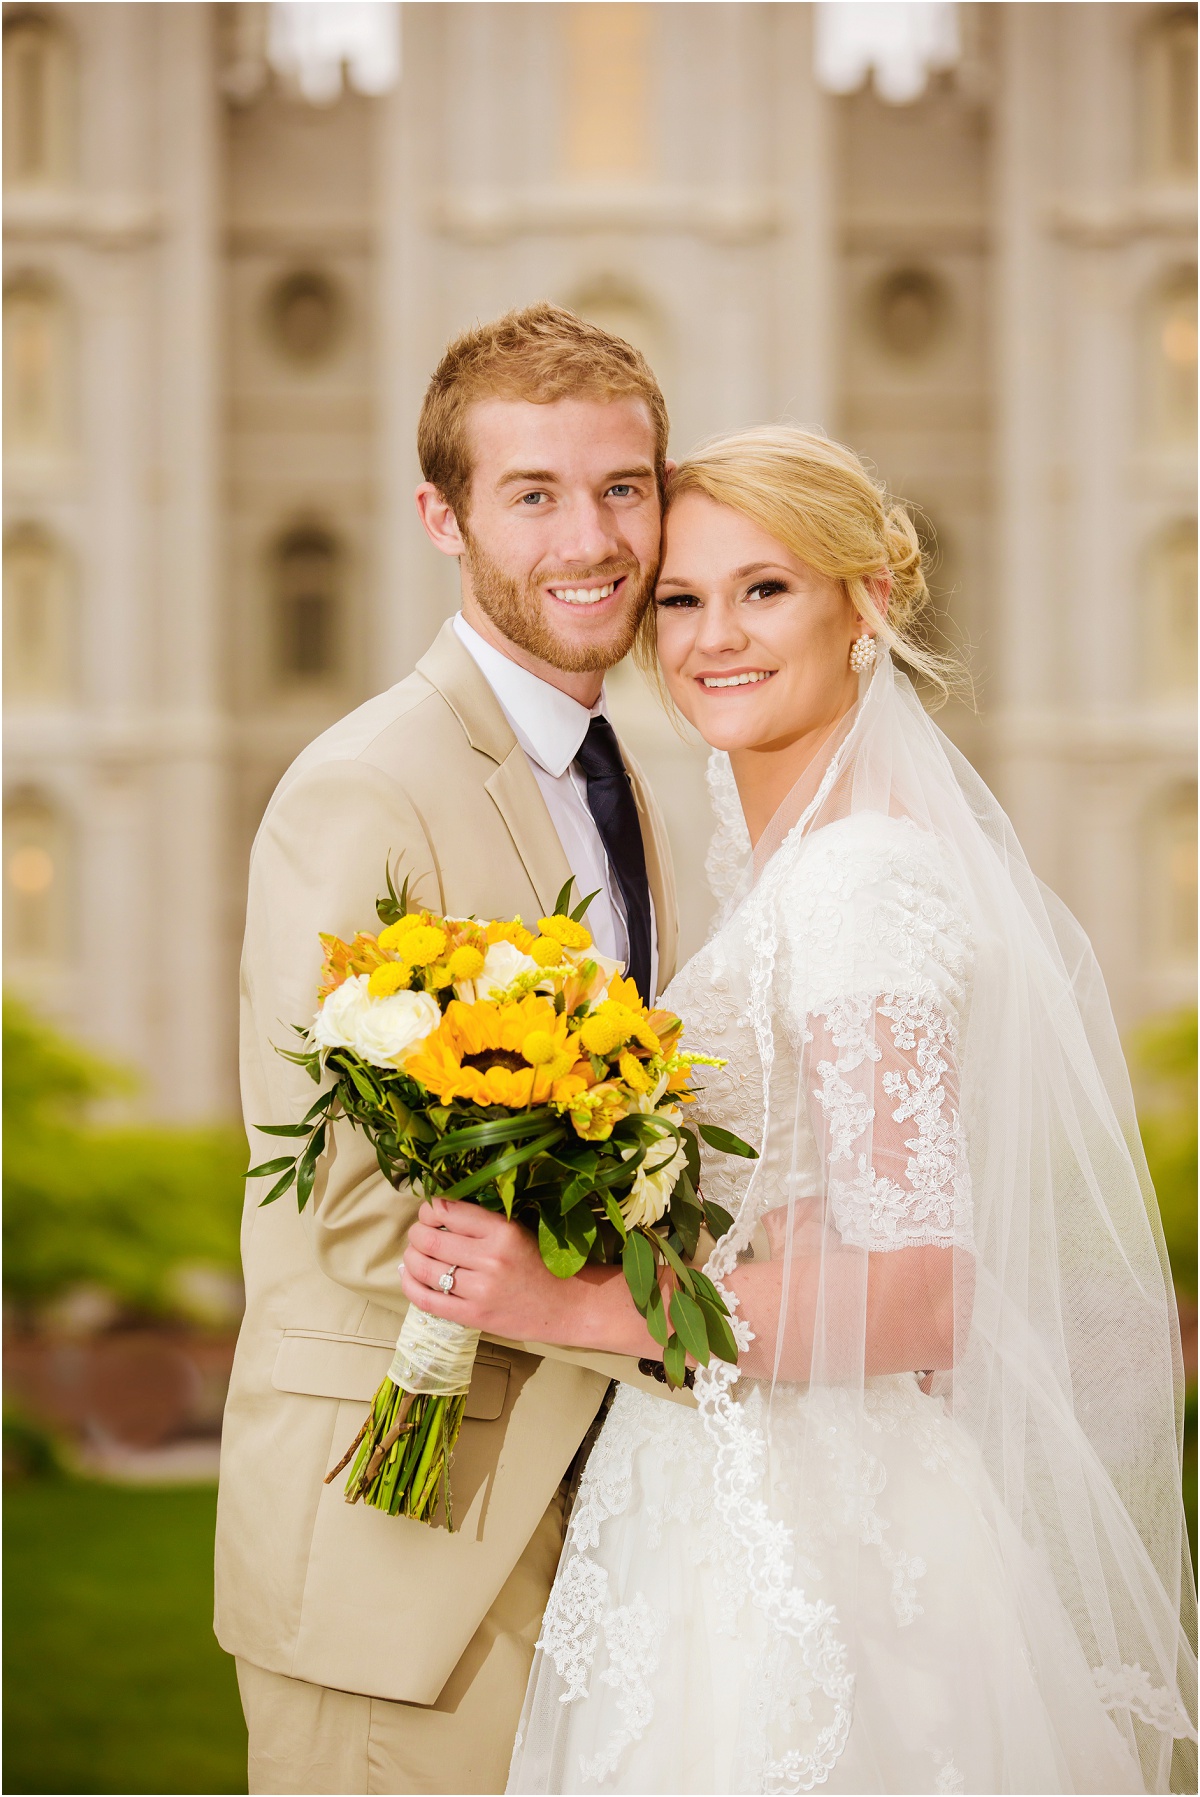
[694,651,1197,1792]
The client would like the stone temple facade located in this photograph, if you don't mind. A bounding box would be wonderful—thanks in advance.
[3,2,1196,1118]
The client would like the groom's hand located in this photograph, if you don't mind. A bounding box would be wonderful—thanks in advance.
[400,1198,651,1357]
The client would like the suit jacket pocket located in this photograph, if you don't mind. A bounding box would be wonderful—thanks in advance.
[271,1328,509,1422]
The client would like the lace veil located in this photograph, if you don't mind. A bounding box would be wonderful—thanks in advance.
[696,651,1197,1792]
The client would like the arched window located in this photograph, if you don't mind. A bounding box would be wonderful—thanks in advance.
[3,787,71,966]
[1141,520,1197,700]
[271,524,342,685]
[1143,268,1197,444]
[1139,7,1198,183]
[563,5,649,180]
[4,276,71,460]
[1145,782,1198,966]
[3,14,75,189]
[3,523,73,702]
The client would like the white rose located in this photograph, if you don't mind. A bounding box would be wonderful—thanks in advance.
[454,938,540,1003]
[619,1126,689,1230]
[313,975,441,1068]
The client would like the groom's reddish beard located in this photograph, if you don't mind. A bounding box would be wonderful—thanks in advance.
[460,528,657,673]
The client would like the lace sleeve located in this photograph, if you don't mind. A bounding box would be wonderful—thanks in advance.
[781,816,974,1254]
[806,989,970,1252]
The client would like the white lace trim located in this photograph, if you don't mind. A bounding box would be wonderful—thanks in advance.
[1092,1660,1197,1740]
[696,844,856,1794]
[578,1594,668,1783]
[932,1748,965,1793]
[704,749,752,922]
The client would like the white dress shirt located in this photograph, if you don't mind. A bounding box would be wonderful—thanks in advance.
[453,613,658,997]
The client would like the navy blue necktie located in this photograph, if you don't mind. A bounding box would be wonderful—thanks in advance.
[574,716,654,1003]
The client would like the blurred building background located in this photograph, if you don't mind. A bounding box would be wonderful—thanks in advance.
[3,0,1196,1122]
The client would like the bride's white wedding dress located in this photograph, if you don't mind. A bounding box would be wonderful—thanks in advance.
[508,661,1196,1796]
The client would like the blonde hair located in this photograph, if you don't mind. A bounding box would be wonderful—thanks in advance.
[418,302,670,522]
[637,425,961,704]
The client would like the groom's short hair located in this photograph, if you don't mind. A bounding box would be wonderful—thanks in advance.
[418,303,669,522]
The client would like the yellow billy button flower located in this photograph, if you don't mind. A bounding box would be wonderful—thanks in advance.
[529,936,565,969]
[367,961,411,999]
[537,914,593,951]
[447,944,485,982]
[618,1049,655,1094]
[579,999,661,1059]
[521,1029,560,1067]
[395,924,447,967]
[377,915,427,953]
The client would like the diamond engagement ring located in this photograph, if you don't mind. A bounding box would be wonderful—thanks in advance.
[438,1266,458,1295]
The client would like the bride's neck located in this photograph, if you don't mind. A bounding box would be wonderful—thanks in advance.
[729,702,855,847]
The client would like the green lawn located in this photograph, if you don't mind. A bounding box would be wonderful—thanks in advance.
[4,1479,247,1795]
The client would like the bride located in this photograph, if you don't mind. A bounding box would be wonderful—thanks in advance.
[403,428,1197,1794]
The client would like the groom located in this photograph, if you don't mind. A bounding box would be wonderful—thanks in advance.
[215,304,685,1795]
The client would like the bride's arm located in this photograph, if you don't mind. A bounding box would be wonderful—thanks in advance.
[399,1203,966,1378]
[722,1241,962,1383]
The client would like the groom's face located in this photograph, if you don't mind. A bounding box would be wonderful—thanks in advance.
[455,395,662,674]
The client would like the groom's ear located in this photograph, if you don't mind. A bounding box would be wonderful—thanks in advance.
[415,482,466,557]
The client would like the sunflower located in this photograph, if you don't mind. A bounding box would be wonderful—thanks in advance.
[402,994,583,1107]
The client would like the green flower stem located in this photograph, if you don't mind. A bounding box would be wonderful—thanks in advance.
[339,1379,470,1529]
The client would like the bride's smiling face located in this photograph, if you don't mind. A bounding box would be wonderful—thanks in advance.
[654,491,863,755]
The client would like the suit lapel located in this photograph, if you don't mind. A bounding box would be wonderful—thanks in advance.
[417,621,572,919]
[418,620,678,984]
[485,751,573,920]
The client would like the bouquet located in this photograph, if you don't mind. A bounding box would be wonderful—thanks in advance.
[249,869,756,1529]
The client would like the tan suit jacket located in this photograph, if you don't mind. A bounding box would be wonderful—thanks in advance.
[215,621,689,1707]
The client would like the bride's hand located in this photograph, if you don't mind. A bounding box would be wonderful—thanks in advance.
[400,1198,656,1358]
[400,1198,588,1344]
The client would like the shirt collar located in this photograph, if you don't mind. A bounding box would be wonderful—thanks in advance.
[453,612,605,778]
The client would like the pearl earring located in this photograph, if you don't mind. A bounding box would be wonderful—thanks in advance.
[849,634,877,674]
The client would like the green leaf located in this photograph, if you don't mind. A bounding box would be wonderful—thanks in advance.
[253,1122,311,1138]
[662,1332,687,1389]
[345,1061,380,1105]
[669,1179,702,1258]
[669,1287,711,1365]
[622,1230,658,1309]
[564,1204,597,1260]
[689,1268,725,1311]
[698,1299,739,1364]
[559,1176,591,1215]
[702,1200,735,1240]
[304,1089,338,1122]
[697,1123,758,1159]
[538,1212,588,1279]
[644,1280,668,1348]
[437,1128,563,1201]
[552,877,576,917]
[495,1167,517,1218]
[429,1108,558,1160]
[682,1127,701,1189]
[570,887,601,922]
[295,1122,327,1213]
[245,1156,296,1180]
[602,1190,628,1240]
[258,1165,297,1206]
[657,1233,695,1295]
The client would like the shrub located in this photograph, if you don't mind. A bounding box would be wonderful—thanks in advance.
[3,997,246,1322]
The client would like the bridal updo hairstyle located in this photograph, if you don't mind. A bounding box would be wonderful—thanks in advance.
[643,425,959,703]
